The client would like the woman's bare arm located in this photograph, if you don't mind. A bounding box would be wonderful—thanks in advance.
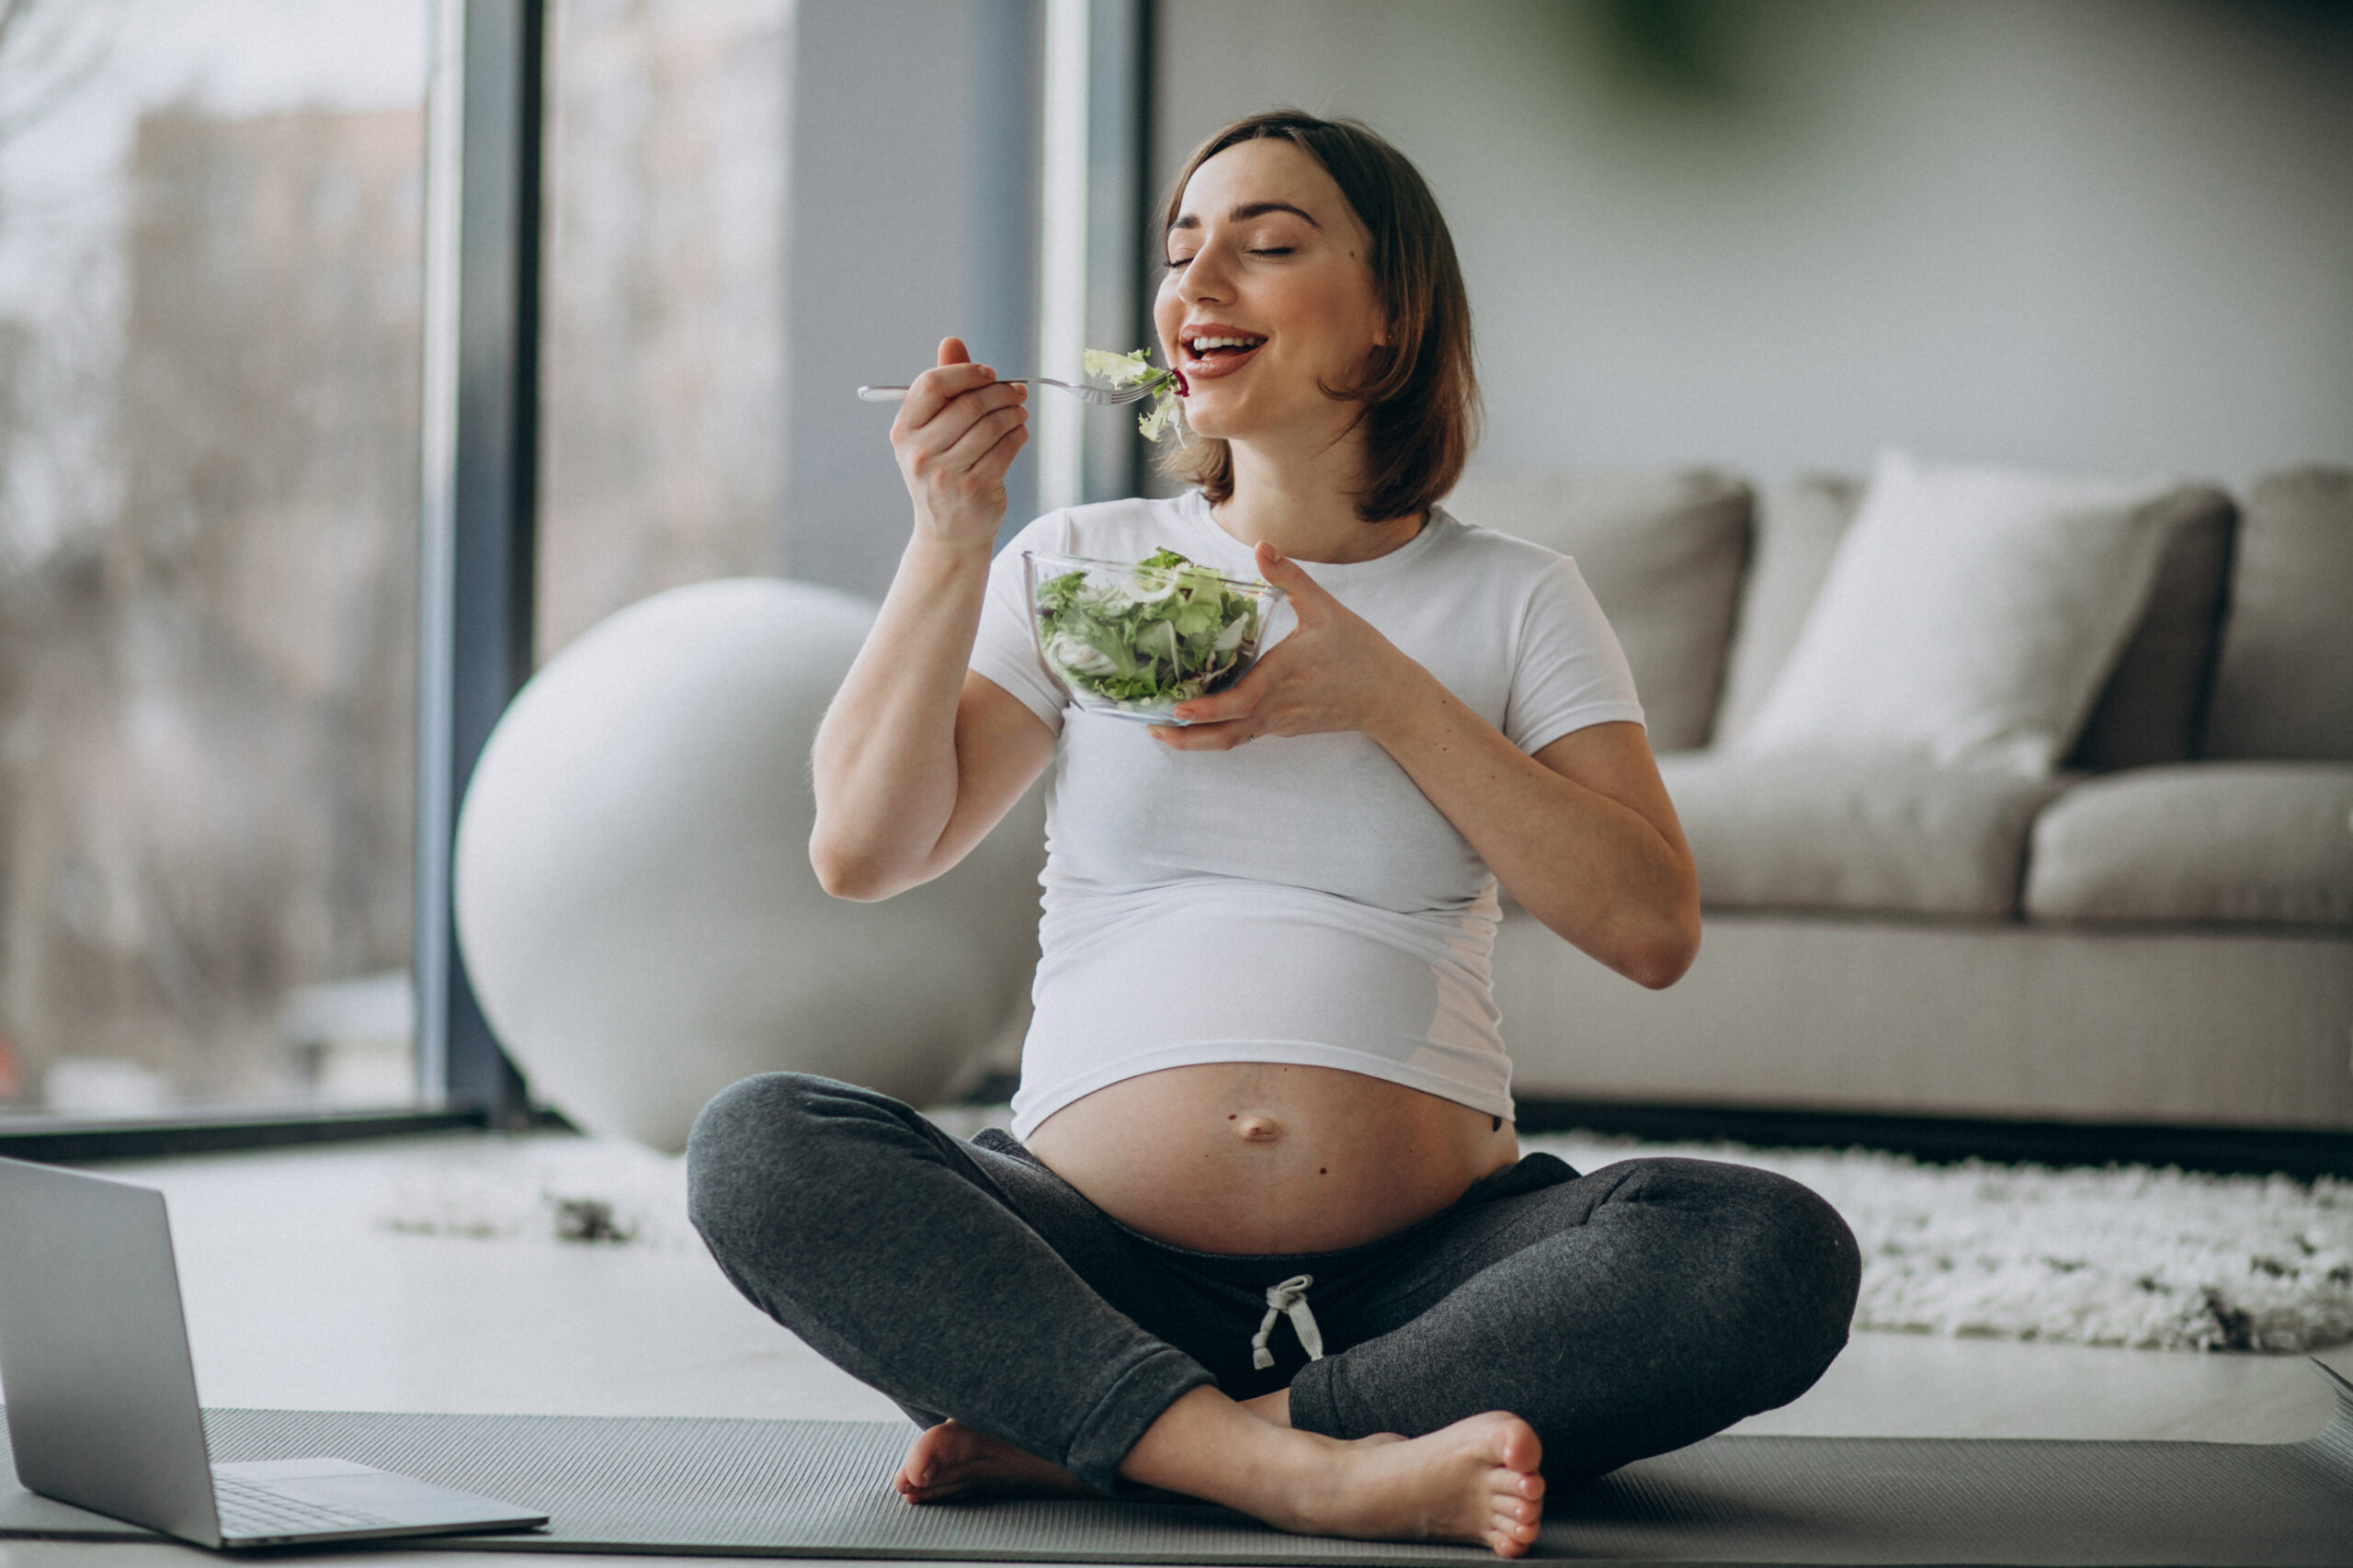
[808,339,1056,902]
[1377,710,1698,989]
[1155,543,1699,987]
[810,572,1055,901]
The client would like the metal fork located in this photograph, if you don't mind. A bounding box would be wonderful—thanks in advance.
[856,377,1158,406]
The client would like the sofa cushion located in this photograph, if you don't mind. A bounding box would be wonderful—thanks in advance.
[2025,764,2353,927]
[1712,473,1859,746]
[1715,473,2237,772]
[1734,450,2189,775]
[2202,467,2353,762]
[1444,469,1750,752]
[1658,752,2070,918]
[2065,486,2235,771]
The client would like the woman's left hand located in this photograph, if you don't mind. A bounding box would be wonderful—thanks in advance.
[1153,542,1419,750]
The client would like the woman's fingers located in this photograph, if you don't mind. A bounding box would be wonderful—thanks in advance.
[895,359,1005,436]
[901,382,1026,484]
[885,335,1030,543]
[1154,662,1276,749]
[937,390,1029,472]
[895,337,993,431]
[909,335,996,419]
[895,373,1027,540]
[1153,716,1251,751]
[965,415,1029,485]
[1170,671,1262,727]
[1253,542,1335,620]
[915,401,1029,518]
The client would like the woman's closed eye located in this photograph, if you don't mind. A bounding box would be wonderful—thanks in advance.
[1163,245,1298,268]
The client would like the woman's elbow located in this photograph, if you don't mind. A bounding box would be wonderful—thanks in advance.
[1624,900,1701,990]
[1625,921,1699,989]
[808,830,901,903]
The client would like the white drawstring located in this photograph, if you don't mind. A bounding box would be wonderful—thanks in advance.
[1251,1274,1324,1369]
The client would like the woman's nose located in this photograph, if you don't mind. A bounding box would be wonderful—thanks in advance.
[1175,248,1233,304]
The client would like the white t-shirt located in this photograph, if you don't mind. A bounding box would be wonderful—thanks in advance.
[971,491,1644,1140]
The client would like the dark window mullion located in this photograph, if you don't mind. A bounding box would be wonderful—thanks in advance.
[415,0,543,1130]
[1081,0,1151,504]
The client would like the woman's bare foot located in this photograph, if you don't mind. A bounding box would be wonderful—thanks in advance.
[1123,1389,1544,1558]
[893,1419,1100,1504]
[1290,1413,1545,1558]
[900,1396,1544,1555]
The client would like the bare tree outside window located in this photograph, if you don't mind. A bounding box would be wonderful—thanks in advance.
[538,0,790,664]
[0,0,427,1117]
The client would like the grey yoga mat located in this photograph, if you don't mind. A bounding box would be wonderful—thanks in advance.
[4,1369,2351,1566]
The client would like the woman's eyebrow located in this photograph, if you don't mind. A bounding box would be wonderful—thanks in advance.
[1166,200,1324,234]
[1230,199,1322,227]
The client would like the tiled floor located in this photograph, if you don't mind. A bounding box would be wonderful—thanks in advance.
[4,1132,2348,1568]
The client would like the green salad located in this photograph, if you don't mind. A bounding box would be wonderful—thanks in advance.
[1033,548,1269,710]
[1081,347,1185,441]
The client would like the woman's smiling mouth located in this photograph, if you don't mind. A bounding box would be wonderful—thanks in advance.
[1178,328,1267,379]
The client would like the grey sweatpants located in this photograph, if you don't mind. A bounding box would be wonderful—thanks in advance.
[686,1073,1859,1495]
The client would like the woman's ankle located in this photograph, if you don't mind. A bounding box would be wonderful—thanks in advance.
[1240,1388,1292,1426]
[1118,1387,1332,1518]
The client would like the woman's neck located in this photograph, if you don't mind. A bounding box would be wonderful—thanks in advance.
[1211,426,1424,564]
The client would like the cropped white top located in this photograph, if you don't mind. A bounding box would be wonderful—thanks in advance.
[969,492,1644,1141]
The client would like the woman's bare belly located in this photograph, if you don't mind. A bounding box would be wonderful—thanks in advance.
[1024,1062,1519,1254]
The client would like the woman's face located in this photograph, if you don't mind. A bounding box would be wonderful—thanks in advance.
[1154,138,1388,447]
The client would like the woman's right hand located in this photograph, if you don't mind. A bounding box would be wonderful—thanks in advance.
[893,335,1029,551]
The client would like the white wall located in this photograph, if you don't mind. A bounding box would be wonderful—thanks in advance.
[1154,0,2353,492]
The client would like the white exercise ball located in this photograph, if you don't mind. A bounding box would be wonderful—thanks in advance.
[454,577,1044,1152]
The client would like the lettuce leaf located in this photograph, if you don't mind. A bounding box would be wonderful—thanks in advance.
[1083,345,1185,442]
[1035,548,1267,710]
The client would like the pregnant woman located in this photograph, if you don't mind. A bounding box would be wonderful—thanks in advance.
[688,111,1859,1557]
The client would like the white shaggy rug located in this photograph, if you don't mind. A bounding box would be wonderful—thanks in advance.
[379,1112,2353,1355]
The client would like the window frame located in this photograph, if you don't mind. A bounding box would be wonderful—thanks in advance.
[415,0,541,1132]
[0,0,543,1161]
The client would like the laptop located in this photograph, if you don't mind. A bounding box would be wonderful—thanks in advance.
[0,1154,548,1549]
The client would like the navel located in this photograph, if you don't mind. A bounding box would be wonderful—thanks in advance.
[1233,1114,1283,1143]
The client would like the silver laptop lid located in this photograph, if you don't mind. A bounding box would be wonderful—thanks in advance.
[0,1156,224,1546]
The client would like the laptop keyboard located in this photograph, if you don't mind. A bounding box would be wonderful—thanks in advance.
[213,1472,398,1537]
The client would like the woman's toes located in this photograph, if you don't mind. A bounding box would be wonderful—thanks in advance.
[1484,1440,1542,1560]
[1490,1496,1538,1530]
[895,1421,985,1499]
[1489,1468,1541,1504]
[896,1469,957,1503]
[893,1420,1097,1505]
[1493,1417,1541,1476]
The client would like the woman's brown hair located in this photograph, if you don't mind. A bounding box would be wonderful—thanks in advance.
[1158,111,1480,524]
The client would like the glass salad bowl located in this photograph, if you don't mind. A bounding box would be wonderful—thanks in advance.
[1024,549,1284,723]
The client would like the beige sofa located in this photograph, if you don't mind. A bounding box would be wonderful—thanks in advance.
[460,461,2349,1154]
[1449,466,2353,1137]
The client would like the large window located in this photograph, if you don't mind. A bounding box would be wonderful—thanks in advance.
[0,0,1065,1144]
[0,1,429,1121]
[536,0,790,665]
